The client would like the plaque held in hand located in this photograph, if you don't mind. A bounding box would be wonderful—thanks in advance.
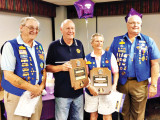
[90,68,112,95]
[69,58,89,90]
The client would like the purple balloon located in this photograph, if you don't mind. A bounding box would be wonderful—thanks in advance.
[74,0,95,19]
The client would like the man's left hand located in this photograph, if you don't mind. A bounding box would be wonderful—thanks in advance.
[111,83,117,92]
[149,85,157,98]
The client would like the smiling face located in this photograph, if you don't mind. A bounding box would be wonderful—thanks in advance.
[20,19,39,41]
[60,20,75,42]
[91,35,104,51]
[127,15,142,36]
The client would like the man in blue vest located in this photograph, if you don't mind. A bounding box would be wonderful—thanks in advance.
[110,8,160,120]
[46,19,85,120]
[1,17,46,120]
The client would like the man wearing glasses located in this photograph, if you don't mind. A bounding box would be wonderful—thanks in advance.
[110,8,160,120]
[1,17,46,120]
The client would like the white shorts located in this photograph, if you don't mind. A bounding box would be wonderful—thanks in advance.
[84,91,115,115]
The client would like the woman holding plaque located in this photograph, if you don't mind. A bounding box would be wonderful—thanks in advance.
[85,33,119,120]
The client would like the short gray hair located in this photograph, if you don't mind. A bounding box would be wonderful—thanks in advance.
[127,15,142,24]
[20,17,40,27]
[91,33,104,43]
[60,19,75,29]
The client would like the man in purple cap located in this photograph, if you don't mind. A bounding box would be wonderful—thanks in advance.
[110,8,160,120]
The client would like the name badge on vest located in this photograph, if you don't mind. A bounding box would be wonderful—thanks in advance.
[19,49,27,55]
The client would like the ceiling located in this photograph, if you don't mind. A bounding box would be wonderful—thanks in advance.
[42,0,123,6]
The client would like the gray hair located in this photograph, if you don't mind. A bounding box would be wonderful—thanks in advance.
[60,19,75,29]
[20,17,40,27]
[127,15,142,24]
[91,33,104,43]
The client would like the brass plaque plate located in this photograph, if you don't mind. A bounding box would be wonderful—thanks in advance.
[69,58,89,90]
[90,68,112,95]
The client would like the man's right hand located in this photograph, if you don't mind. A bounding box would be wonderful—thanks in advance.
[30,84,42,98]
[61,61,72,71]
[87,85,98,96]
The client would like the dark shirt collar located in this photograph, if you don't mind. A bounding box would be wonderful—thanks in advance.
[59,36,78,46]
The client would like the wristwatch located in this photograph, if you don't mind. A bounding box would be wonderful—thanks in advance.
[151,84,157,88]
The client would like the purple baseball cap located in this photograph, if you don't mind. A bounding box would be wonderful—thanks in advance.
[125,8,143,22]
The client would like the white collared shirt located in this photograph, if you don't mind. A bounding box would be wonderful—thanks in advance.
[90,50,118,73]
[1,35,40,84]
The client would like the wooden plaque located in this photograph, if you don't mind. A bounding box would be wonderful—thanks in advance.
[69,58,89,90]
[90,68,112,95]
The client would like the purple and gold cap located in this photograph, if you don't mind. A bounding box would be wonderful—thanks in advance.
[125,8,142,22]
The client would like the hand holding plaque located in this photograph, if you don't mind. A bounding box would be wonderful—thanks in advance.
[90,68,112,95]
[69,58,89,90]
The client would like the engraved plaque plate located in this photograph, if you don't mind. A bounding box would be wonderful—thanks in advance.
[69,58,89,90]
[90,68,112,95]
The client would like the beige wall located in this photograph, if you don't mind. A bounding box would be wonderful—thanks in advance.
[71,14,160,56]
[0,11,52,64]
[55,6,67,40]
[0,8,160,63]
[72,18,96,54]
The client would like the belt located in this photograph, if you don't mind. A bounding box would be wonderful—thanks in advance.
[127,77,137,80]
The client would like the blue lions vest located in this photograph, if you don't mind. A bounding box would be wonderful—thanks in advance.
[111,33,152,85]
[85,51,112,95]
[1,39,45,96]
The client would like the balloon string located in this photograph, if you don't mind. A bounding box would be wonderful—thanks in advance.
[85,19,89,50]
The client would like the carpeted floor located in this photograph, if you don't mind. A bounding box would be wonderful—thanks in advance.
[145,97,160,120]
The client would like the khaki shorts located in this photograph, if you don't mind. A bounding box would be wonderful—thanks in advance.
[4,91,42,120]
[84,91,115,115]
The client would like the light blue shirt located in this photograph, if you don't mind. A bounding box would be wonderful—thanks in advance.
[110,33,160,84]
[123,33,160,78]
[124,34,138,77]
[1,35,40,84]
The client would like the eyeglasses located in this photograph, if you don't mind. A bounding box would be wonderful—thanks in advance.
[128,22,141,26]
[93,40,104,43]
[25,26,40,32]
